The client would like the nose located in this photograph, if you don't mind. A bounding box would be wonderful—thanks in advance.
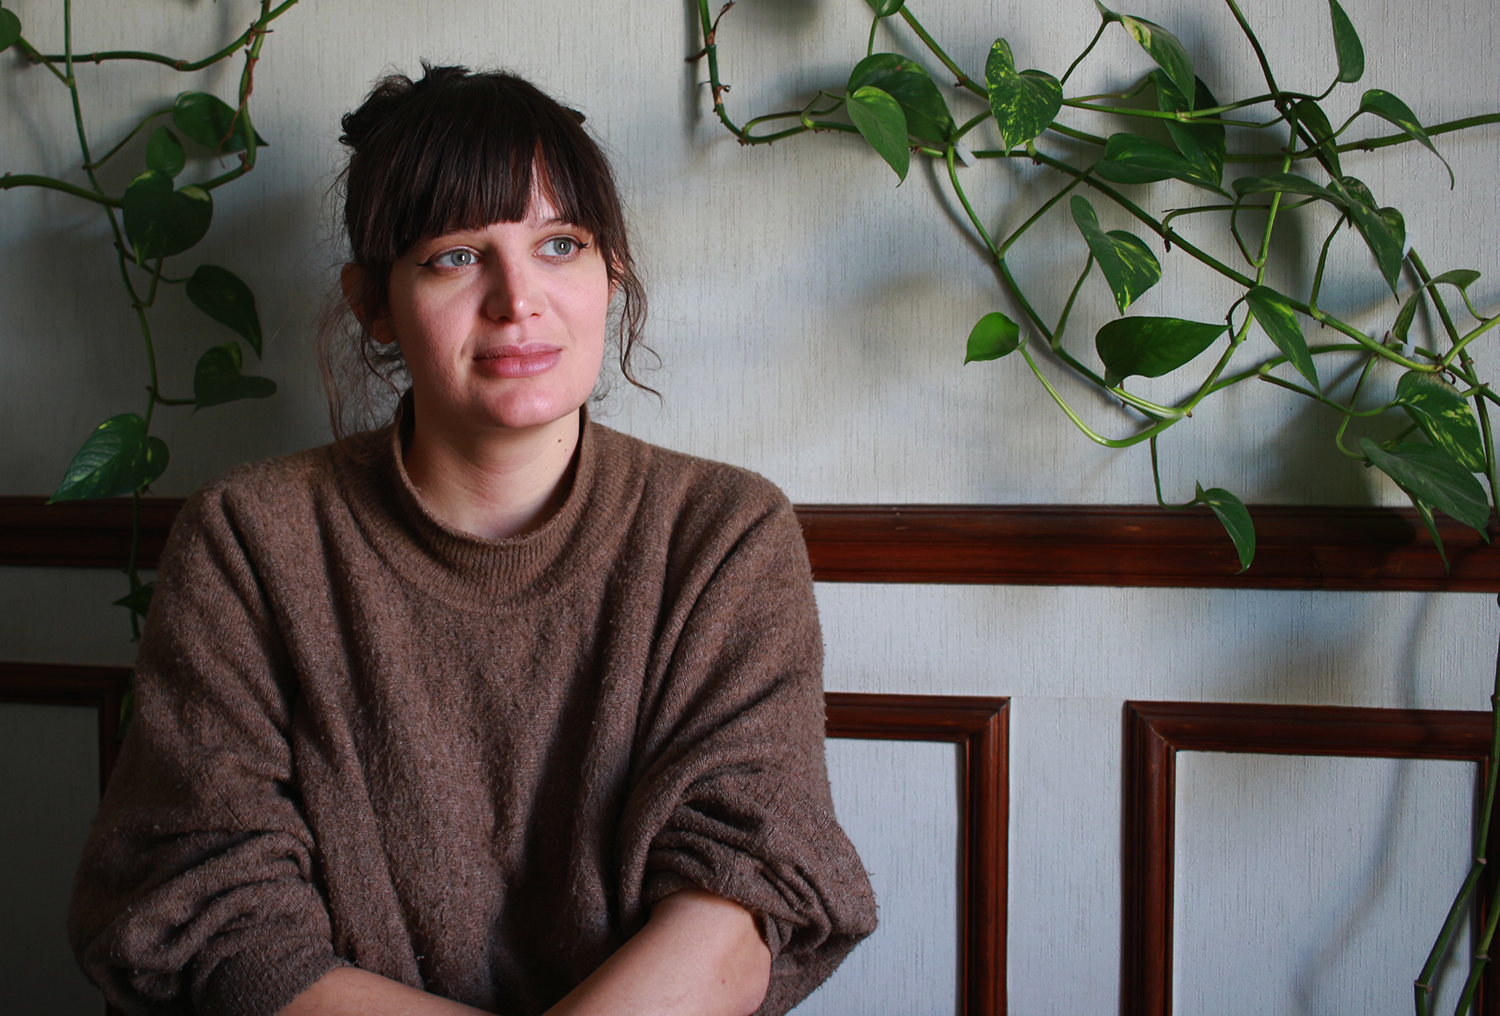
[481,251,544,322]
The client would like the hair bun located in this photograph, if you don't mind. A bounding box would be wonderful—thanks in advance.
[339,63,475,151]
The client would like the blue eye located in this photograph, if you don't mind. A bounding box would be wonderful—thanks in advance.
[426,248,478,269]
[540,237,585,258]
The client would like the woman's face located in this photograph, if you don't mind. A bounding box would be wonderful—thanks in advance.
[371,193,611,441]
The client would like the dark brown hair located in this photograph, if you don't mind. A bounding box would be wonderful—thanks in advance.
[321,64,651,437]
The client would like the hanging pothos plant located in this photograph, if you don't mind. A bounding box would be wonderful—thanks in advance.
[692,0,1500,1010]
[1,1,297,655]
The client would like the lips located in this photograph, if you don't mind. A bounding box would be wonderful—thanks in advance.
[473,344,562,379]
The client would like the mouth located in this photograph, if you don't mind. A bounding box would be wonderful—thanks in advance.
[473,344,562,379]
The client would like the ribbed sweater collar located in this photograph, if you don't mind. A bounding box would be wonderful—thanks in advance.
[337,404,628,611]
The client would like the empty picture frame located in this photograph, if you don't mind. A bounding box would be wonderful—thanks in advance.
[1122,700,1499,1016]
[826,692,1009,1016]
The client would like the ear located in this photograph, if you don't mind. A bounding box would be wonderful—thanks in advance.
[340,263,395,344]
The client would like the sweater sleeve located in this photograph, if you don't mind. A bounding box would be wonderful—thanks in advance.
[68,486,345,1016]
[618,491,878,1016]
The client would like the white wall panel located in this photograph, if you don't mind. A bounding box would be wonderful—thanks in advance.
[1174,753,1473,1015]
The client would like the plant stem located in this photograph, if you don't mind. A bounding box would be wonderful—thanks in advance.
[1060,20,1109,86]
[40,0,301,69]
[897,6,984,98]
[0,173,121,206]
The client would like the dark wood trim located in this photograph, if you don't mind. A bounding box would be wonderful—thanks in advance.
[5,496,1500,590]
[0,662,128,793]
[1122,700,1499,1016]
[0,669,1005,1015]
[826,692,1009,1016]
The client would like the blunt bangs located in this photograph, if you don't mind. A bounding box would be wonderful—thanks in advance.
[343,73,623,272]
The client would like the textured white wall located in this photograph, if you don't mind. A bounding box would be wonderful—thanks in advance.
[3,0,1499,1011]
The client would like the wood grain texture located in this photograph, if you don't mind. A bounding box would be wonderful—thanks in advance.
[1122,701,1499,1016]
[6,496,1500,590]
[826,692,1009,1016]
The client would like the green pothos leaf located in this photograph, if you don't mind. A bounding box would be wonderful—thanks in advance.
[1329,0,1364,83]
[171,90,267,154]
[1290,98,1342,180]
[186,265,263,355]
[1095,133,1225,193]
[1154,72,1225,187]
[145,127,186,178]
[112,582,156,620]
[1392,270,1481,345]
[1070,196,1160,314]
[0,8,22,52]
[122,170,212,262]
[964,311,1021,363]
[866,0,905,15]
[49,414,170,502]
[1095,316,1227,387]
[1233,172,1345,205]
[1411,496,1449,571]
[849,54,953,144]
[193,342,277,410]
[985,39,1062,153]
[1343,197,1405,294]
[1359,89,1453,187]
[1395,372,1486,472]
[1119,15,1195,109]
[1244,285,1318,390]
[1193,484,1255,572]
[1360,438,1490,535]
[845,86,910,182]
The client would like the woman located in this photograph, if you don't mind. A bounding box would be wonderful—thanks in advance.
[69,66,876,1016]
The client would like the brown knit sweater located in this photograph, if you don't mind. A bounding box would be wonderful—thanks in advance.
[69,416,876,1016]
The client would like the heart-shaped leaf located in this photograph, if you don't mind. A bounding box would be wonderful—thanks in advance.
[1290,98,1342,180]
[1233,172,1346,206]
[1392,271,1481,345]
[145,127,186,178]
[186,264,263,355]
[1344,197,1405,293]
[866,0,905,15]
[171,90,267,154]
[1120,15,1195,109]
[1339,175,1377,208]
[1329,0,1364,83]
[49,414,170,502]
[1361,438,1490,534]
[1359,89,1452,187]
[846,86,910,182]
[1154,72,1225,187]
[1193,483,1255,572]
[1071,196,1161,313]
[1395,372,1486,472]
[849,54,954,144]
[1095,133,1224,193]
[122,170,212,262]
[0,7,22,51]
[985,39,1063,153]
[964,311,1021,363]
[1096,316,1227,386]
[194,342,277,410]
[112,581,155,621]
[1245,285,1318,390]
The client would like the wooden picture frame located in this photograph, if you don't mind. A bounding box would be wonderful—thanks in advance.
[0,661,127,793]
[0,666,1008,1016]
[1122,700,1499,1016]
[826,692,1009,1016]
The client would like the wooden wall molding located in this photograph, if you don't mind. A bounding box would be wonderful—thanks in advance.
[0,661,127,793]
[4,495,1499,590]
[0,668,1008,1016]
[1122,700,1498,1016]
[826,692,1009,1016]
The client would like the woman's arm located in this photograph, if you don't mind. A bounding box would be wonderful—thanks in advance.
[278,889,769,1016]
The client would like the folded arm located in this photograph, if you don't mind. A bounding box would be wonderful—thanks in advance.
[278,888,770,1016]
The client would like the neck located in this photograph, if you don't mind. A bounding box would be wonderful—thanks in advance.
[402,405,583,540]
